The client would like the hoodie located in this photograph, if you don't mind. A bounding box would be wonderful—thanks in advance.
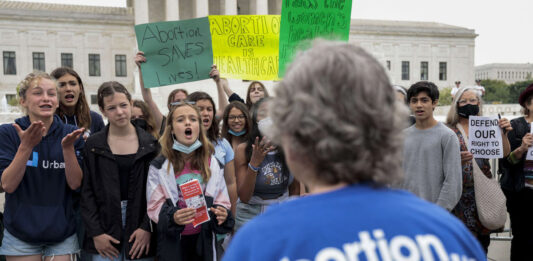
[0,115,84,244]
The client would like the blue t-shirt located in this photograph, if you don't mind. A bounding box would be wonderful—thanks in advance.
[223,185,485,261]
[214,138,234,166]
[0,115,84,244]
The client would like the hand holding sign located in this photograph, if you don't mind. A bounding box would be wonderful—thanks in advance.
[460,151,474,165]
[498,117,513,134]
[135,17,213,88]
[469,116,503,159]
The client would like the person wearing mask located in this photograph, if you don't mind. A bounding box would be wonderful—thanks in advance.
[223,40,485,261]
[132,99,160,139]
[221,101,251,151]
[445,86,511,252]
[233,97,300,231]
[146,103,233,261]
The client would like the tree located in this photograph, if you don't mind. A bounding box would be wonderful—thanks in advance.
[481,79,509,103]
[439,87,453,106]
[508,80,533,104]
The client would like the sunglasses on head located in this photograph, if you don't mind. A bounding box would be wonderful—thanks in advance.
[170,101,195,107]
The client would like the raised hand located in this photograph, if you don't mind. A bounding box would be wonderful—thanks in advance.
[61,128,84,149]
[13,121,45,149]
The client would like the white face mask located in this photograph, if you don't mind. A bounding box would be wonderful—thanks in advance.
[258,117,273,138]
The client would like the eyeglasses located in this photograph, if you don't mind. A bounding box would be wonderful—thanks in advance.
[458,98,478,106]
[170,101,195,106]
[228,115,246,121]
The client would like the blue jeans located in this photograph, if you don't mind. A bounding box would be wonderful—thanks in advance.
[0,230,79,257]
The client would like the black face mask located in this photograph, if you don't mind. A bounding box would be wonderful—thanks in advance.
[457,104,479,118]
[131,118,148,130]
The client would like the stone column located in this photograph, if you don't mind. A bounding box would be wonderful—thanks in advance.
[195,0,209,17]
[253,0,268,14]
[166,0,180,20]
[224,0,237,15]
[134,0,149,24]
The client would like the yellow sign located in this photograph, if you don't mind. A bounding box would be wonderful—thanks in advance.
[209,15,280,81]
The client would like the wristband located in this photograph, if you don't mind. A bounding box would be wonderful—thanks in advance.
[508,151,520,165]
[248,163,259,172]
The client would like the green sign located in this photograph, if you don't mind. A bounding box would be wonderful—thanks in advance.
[135,17,213,88]
[278,0,352,77]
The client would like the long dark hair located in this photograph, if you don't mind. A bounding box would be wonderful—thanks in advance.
[167,89,188,110]
[133,99,159,139]
[245,81,269,110]
[245,98,288,171]
[222,101,251,146]
[187,91,219,144]
[51,67,92,130]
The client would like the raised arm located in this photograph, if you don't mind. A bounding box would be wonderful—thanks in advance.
[135,51,164,133]
[61,128,85,190]
[210,65,229,119]
[2,122,45,193]
[235,143,256,203]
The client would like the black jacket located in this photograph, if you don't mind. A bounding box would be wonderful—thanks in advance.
[81,125,159,259]
[150,156,235,261]
[500,116,529,192]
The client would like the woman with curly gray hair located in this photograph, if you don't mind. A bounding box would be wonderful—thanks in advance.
[223,40,485,261]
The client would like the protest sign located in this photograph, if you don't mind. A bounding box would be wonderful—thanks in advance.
[135,17,213,88]
[179,179,210,227]
[278,0,353,77]
[210,15,281,81]
[469,116,503,159]
[526,123,533,161]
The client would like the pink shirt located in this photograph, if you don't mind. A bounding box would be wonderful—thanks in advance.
[175,162,205,235]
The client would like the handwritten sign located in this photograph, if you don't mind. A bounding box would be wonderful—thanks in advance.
[209,15,281,81]
[469,116,503,159]
[179,179,210,227]
[278,0,353,77]
[135,17,213,88]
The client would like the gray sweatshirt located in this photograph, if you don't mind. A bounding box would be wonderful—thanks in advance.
[401,122,462,210]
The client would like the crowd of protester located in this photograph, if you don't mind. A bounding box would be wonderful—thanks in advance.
[0,39,531,260]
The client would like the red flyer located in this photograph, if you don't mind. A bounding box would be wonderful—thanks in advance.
[179,179,210,227]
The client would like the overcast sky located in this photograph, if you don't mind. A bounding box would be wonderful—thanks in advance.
[11,0,532,66]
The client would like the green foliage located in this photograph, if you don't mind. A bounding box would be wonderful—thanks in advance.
[475,79,533,104]
[482,79,510,103]
[508,80,533,104]
[7,98,18,107]
[439,87,453,106]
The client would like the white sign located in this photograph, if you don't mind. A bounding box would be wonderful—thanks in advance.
[469,116,503,159]
[526,123,533,161]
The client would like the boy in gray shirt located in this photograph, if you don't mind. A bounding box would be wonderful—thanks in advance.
[402,81,462,211]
